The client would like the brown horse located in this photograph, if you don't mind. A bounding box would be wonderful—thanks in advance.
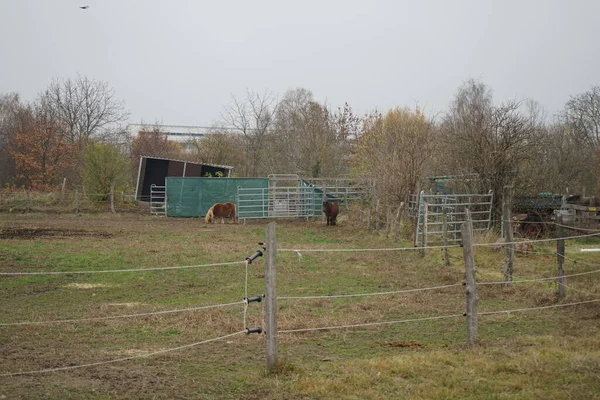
[322,201,339,226]
[205,202,237,224]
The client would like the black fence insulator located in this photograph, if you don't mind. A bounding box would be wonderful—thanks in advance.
[246,243,267,264]
[246,250,263,264]
[246,327,262,335]
[246,295,263,304]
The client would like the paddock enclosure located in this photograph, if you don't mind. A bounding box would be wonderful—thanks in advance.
[1,213,600,399]
[161,174,370,221]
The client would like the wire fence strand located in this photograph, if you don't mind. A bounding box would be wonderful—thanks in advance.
[0,301,244,327]
[0,260,247,276]
[278,283,463,300]
[0,331,246,377]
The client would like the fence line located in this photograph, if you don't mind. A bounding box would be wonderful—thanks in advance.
[0,301,245,327]
[278,283,463,300]
[0,260,247,276]
[477,267,600,286]
[278,298,600,335]
[277,231,600,255]
[478,299,600,316]
[278,313,465,333]
[0,330,246,377]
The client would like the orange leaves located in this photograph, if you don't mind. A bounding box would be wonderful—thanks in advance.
[10,108,75,188]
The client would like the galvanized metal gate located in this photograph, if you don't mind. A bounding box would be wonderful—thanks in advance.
[150,184,166,215]
[411,190,493,246]
[236,174,369,221]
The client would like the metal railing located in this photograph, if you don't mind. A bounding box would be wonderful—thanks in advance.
[237,186,322,221]
[412,191,494,246]
[150,185,166,215]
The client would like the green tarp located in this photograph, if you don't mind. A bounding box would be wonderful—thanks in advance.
[165,177,269,217]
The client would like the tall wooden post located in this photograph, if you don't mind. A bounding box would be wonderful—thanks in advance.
[74,189,79,214]
[25,189,31,213]
[421,202,428,257]
[556,214,566,298]
[442,207,450,266]
[462,209,478,345]
[385,206,391,239]
[394,205,402,243]
[110,179,116,214]
[375,199,380,231]
[502,186,514,283]
[265,222,278,373]
[61,178,67,202]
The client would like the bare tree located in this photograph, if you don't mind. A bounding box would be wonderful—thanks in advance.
[267,88,355,177]
[353,107,437,206]
[440,79,536,219]
[188,127,246,169]
[221,89,278,176]
[41,75,129,151]
[563,85,600,148]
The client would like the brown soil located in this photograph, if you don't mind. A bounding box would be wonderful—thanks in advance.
[0,227,113,239]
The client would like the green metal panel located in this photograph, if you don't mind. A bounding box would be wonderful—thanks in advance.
[165,177,269,217]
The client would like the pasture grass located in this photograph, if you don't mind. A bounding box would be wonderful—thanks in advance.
[1,213,600,399]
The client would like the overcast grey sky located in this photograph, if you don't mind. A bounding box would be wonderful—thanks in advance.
[1,0,599,126]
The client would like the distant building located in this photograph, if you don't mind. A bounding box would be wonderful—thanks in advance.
[126,123,217,144]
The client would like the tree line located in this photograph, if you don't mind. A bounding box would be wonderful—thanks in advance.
[1,76,598,213]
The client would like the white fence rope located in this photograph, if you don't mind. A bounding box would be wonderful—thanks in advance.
[278,231,600,254]
[278,313,465,333]
[0,301,244,327]
[278,283,463,300]
[562,255,600,268]
[278,244,462,253]
[478,299,600,316]
[0,260,247,275]
[0,331,246,377]
[553,222,600,233]
[477,267,600,286]
[279,298,600,334]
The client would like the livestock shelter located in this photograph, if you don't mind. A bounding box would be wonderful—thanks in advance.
[135,156,233,202]
[163,174,370,221]
[165,177,269,218]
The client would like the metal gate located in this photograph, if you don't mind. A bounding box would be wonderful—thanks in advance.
[150,184,166,215]
[411,190,493,246]
[236,174,370,221]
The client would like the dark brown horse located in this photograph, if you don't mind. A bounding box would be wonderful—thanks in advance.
[205,202,237,224]
[323,201,339,226]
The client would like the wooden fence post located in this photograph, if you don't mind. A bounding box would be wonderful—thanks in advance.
[375,199,380,231]
[110,180,116,214]
[394,205,402,243]
[556,214,566,298]
[502,186,514,283]
[385,206,391,239]
[462,209,478,345]
[265,222,278,373]
[61,178,67,202]
[421,202,428,257]
[442,207,450,266]
[25,188,31,213]
[74,189,79,214]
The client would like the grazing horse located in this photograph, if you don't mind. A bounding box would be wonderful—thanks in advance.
[205,202,237,224]
[322,201,339,226]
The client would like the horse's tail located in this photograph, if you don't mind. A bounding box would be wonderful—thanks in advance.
[231,202,237,224]
[205,207,214,223]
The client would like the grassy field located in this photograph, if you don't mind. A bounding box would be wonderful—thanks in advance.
[1,212,599,399]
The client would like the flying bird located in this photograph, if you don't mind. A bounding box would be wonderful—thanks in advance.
[80,5,90,9]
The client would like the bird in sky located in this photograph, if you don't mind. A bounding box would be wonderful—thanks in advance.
[80,5,90,9]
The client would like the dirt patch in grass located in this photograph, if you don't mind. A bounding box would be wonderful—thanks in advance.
[0,228,113,239]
